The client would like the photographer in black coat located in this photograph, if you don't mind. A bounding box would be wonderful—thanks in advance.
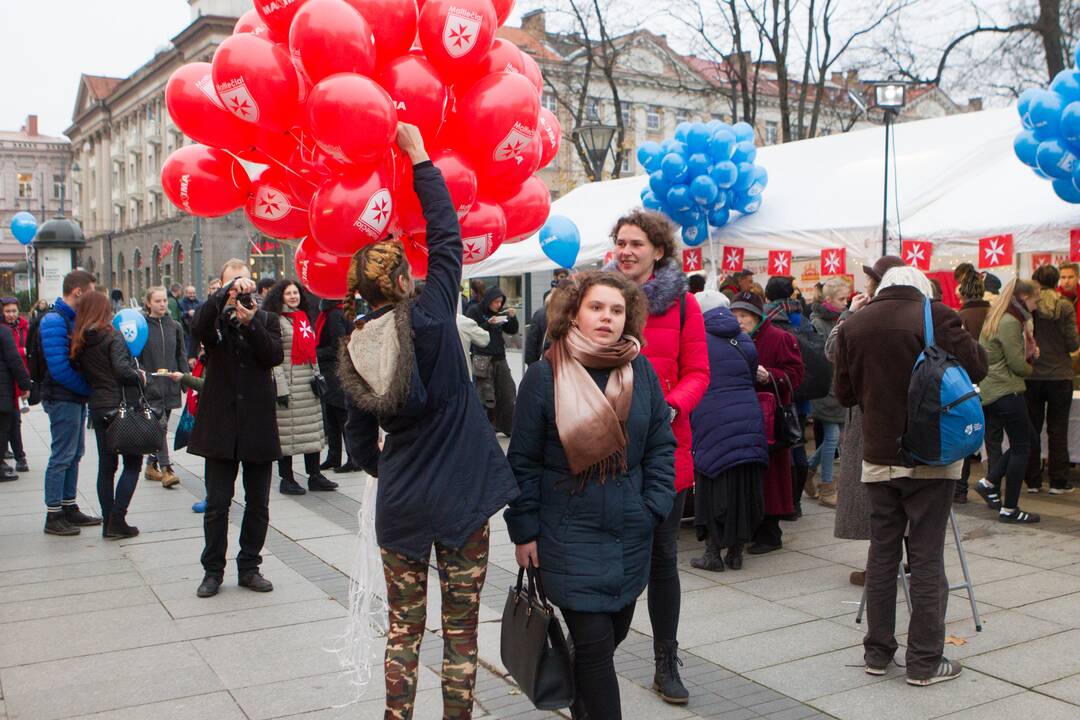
[189,259,284,599]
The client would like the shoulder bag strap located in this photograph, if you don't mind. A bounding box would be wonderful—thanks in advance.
[923,297,935,348]
[729,338,756,381]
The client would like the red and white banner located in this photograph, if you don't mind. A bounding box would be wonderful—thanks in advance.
[768,250,792,276]
[820,248,846,277]
[683,248,703,273]
[901,240,932,271]
[1032,253,1053,272]
[721,246,745,272]
[978,234,1013,269]
[1071,229,1080,263]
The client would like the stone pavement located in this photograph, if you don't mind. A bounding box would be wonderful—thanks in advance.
[2,398,1080,719]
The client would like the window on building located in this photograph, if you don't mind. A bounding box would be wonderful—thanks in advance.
[765,121,778,145]
[620,151,631,174]
[646,106,661,131]
[53,174,65,200]
[542,93,558,114]
[620,103,632,129]
[17,173,33,198]
[675,110,690,125]
[586,98,601,123]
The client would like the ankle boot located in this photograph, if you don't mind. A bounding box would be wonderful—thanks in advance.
[107,511,139,538]
[690,542,725,572]
[652,640,689,704]
[144,461,162,482]
[725,545,743,570]
[160,466,180,488]
[102,511,118,538]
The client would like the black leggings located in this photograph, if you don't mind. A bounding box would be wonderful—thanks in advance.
[278,452,321,481]
[648,489,687,644]
[985,392,1034,510]
[562,603,636,720]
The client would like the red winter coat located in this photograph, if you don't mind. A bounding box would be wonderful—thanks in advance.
[752,319,805,516]
[637,262,710,493]
[6,317,28,396]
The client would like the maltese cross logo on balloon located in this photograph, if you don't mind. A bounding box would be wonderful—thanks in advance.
[354,190,393,238]
[494,123,535,163]
[252,187,289,221]
[443,7,482,58]
[463,233,492,262]
[217,77,260,122]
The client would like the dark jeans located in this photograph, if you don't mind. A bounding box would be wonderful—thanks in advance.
[278,452,321,481]
[321,403,351,467]
[648,490,687,645]
[1024,379,1073,489]
[92,421,141,516]
[562,603,636,720]
[985,393,1035,510]
[8,409,24,460]
[864,477,953,679]
[201,458,272,579]
[0,413,11,470]
[42,400,87,511]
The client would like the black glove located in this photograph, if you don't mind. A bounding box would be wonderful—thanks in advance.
[277,395,290,409]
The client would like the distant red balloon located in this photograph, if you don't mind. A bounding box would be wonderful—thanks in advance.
[497,175,550,243]
[294,236,352,298]
[162,145,251,218]
[245,169,310,239]
[309,166,395,257]
[253,0,311,39]
[307,74,398,165]
[454,38,527,92]
[492,0,515,26]
[234,9,277,41]
[537,107,561,169]
[418,0,498,83]
[402,233,429,279]
[396,149,478,233]
[165,62,258,153]
[379,54,448,143]
[290,0,377,85]
[286,142,342,205]
[212,34,300,132]
[520,50,543,95]
[459,199,506,265]
[345,0,418,67]
[443,72,540,182]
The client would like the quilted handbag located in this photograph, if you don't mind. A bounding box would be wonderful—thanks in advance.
[105,386,164,456]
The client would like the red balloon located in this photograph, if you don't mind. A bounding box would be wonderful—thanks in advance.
[459,199,506,264]
[492,0,515,26]
[497,176,550,243]
[234,9,277,41]
[253,0,311,39]
[165,62,258,152]
[245,170,310,239]
[307,74,398,165]
[418,0,498,82]
[290,0,377,85]
[162,145,251,218]
[379,55,448,144]
[285,142,342,205]
[474,122,541,200]
[295,237,352,298]
[444,72,540,183]
[537,107,561,169]
[345,0,418,68]
[403,233,429,279]
[212,34,300,133]
[454,38,527,92]
[309,166,395,257]
[396,149,478,233]
[520,50,543,95]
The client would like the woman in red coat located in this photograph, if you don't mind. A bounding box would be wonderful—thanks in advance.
[730,291,804,553]
[610,210,709,705]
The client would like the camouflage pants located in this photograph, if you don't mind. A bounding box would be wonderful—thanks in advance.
[381,524,490,720]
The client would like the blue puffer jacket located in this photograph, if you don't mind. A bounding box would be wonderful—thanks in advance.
[41,298,91,403]
[691,307,768,478]
[505,355,676,613]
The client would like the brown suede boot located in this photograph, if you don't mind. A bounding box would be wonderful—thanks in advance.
[144,461,162,482]
[818,482,838,508]
[160,466,180,488]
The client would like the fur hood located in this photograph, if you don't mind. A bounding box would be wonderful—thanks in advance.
[1036,287,1069,321]
[337,300,415,417]
[603,259,687,316]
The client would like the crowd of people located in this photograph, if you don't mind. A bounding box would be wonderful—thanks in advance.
[16,122,1080,719]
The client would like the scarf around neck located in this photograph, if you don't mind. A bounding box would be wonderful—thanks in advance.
[548,327,640,489]
[287,309,322,366]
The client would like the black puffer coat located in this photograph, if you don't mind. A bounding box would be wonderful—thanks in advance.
[0,325,30,414]
[75,329,143,413]
[139,314,186,411]
[316,301,350,410]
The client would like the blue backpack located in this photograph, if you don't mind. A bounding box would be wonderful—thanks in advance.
[900,298,985,466]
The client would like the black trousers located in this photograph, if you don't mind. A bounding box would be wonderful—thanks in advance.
[8,409,23,460]
[1024,379,1073,489]
[864,477,952,679]
[201,458,272,579]
[648,490,687,645]
[985,393,1035,510]
[322,402,351,467]
[278,452,321,482]
[0,413,11,468]
[562,603,635,720]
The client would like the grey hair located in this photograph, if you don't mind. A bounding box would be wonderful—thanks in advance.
[821,277,851,302]
[878,266,933,298]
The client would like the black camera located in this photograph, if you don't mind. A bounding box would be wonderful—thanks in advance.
[237,293,255,310]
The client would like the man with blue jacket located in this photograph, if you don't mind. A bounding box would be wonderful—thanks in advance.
[41,270,99,536]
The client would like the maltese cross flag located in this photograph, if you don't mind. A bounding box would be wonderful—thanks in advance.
[820,248,846,277]
[902,240,932,271]
[978,234,1013,269]
[721,246,745,272]
[768,250,792,276]
[683,248,703,273]
[1071,229,1080,263]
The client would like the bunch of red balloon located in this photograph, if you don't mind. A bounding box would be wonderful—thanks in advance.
[161,0,560,298]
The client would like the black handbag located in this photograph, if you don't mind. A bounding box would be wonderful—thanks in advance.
[500,564,574,710]
[105,386,164,456]
[310,368,328,398]
[770,375,804,449]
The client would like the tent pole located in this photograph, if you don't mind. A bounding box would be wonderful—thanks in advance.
[881,112,892,258]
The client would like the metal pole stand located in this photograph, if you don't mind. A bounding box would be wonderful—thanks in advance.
[856,509,981,632]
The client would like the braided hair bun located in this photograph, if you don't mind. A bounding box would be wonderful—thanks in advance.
[344,239,411,321]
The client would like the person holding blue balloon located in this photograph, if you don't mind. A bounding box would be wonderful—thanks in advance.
[70,291,148,539]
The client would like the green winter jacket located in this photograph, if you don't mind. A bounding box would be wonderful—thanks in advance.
[979,312,1032,406]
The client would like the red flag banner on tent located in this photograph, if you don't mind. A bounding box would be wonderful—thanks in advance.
[902,240,932,271]
[603,250,615,265]
[1071,229,1080,263]
[721,246,745,272]
[683,248,703,273]
[978,234,1013,269]
[1032,253,1052,272]
[768,250,792,276]
[820,248,846,277]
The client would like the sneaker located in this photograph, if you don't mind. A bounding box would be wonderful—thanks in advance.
[865,662,888,676]
[907,658,962,686]
[1026,486,1042,494]
[238,572,274,592]
[999,509,1041,524]
[160,467,180,489]
[44,511,80,536]
[144,462,162,482]
[192,499,207,513]
[333,461,362,474]
[308,474,339,492]
[15,458,28,473]
[0,463,16,481]
[196,575,222,598]
[279,478,306,495]
[63,504,102,526]
[1048,486,1076,495]
[974,482,1002,510]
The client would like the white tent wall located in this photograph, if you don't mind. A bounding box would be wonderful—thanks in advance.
[466,107,1080,279]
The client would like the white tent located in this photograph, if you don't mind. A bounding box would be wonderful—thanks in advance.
[467,107,1080,278]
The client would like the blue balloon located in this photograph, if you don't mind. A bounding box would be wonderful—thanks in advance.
[690,175,719,206]
[686,123,712,154]
[1028,90,1065,135]
[1036,138,1077,179]
[668,140,688,157]
[708,129,736,162]
[1017,88,1041,129]
[642,191,662,211]
[732,140,758,164]
[666,185,693,211]
[708,207,731,227]
[705,119,722,135]
[1060,102,1080,147]
[746,166,769,197]
[669,206,702,227]
[732,193,762,215]
[732,121,755,143]
[732,162,756,192]
[687,153,712,178]
[539,216,581,269]
[9,211,37,245]
[674,122,693,142]
[710,161,739,189]
[636,141,665,172]
[661,153,689,183]
[712,191,728,210]
[113,308,149,357]
[1051,69,1080,104]
[1014,130,1041,167]
[682,221,709,247]
[1034,168,1051,179]
[649,169,671,198]
[660,138,676,153]
[1052,177,1080,204]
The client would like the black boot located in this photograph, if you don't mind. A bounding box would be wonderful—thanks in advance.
[690,542,725,572]
[652,640,689,704]
[102,511,118,538]
[44,511,80,536]
[725,545,743,570]
[63,504,102,526]
[279,462,306,495]
[107,511,139,539]
[308,473,339,491]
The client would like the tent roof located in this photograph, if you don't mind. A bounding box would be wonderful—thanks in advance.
[467,107,1080,278]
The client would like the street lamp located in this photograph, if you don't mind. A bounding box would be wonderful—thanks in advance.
[870,81,908,257]
[572,123,617,182]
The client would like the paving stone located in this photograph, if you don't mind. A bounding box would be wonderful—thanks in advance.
[962,570,1080,609]
[0,585,158,624]
[964,629,1080,687]
[60,691,247,720]
[1036,673,1080,705]
[934,690,1080,719]
[694,619,864,673]
[746,645,902,702]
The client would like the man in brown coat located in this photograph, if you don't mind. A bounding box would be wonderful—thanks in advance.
[834,266,987,687]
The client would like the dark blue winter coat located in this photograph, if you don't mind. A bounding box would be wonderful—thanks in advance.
[505,355,676,613]
[41,298,91,403]
[690,307,768,478]
[340,162,519,562]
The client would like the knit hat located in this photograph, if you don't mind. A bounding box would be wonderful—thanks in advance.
[863,255,905,283]
[984,273,1002,294]
[730,291,765,319]
[764,276,795,301]
[695,290,730,313]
